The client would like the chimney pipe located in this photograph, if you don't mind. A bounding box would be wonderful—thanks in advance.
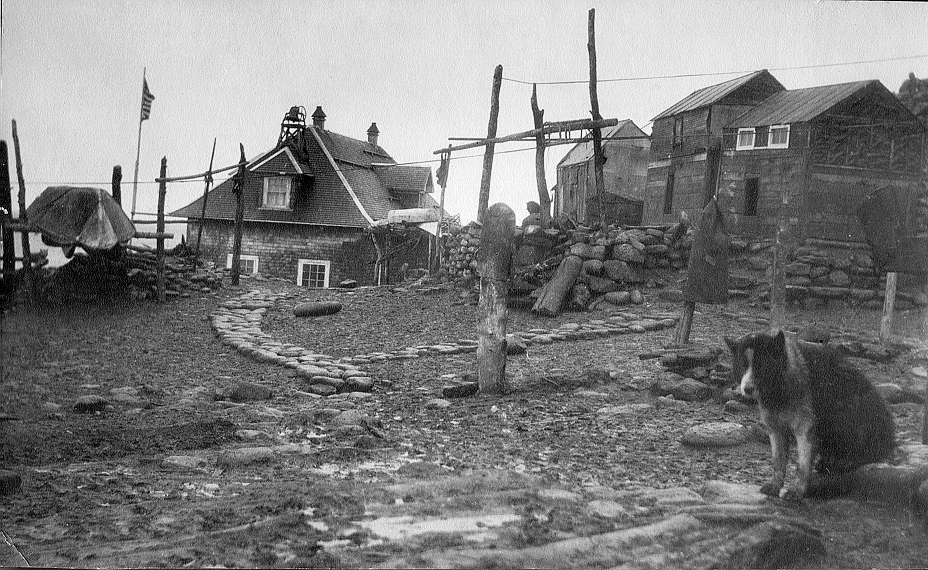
[311,106,326,129]
[367,122,380,146]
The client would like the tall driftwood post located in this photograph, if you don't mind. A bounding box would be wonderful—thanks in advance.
[195,137,217,258]
[11,120,34,304]
[587,8,606,225]
[111,165,122,206]
[1,141,15,285]
[436,145,451,272]
[879,272,897,343]
[155,157,167,303]
[530,84,551,228]
[230,143,247,286]
[477,65,503,222]
[770,192,789,329]
[477,202,515,395]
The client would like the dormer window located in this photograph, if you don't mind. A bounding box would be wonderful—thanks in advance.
[262,176,292,209]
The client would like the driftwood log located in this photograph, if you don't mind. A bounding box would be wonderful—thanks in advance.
[532,255,583,317]
[477,202,515,395]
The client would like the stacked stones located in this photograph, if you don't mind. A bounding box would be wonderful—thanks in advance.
[442,224,481,279]
[648,348,727,403]
[125,252,224,300]
[732,241,928,311]
[210,290,374,397]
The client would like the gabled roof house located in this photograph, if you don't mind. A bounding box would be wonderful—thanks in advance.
[171,106,444,286]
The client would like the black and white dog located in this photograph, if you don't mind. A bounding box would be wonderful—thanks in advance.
[725,330,895,500]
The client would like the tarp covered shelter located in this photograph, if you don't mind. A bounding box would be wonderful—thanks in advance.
[26,186,135,250]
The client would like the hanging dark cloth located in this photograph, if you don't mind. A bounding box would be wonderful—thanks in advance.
[857,185,928,275]
[683,197,729,304]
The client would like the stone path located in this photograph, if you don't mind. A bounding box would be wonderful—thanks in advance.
[211,288,679,396]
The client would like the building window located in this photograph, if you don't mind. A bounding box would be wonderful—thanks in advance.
[226,254,259,275]
[663,171,675,215]
[736,128,756,150]
[744,177,759,216]
[768,125,790,148]
[297,259,330,288]
[262,176,292,209]
[672,115,683,150]
[754,126,769,148]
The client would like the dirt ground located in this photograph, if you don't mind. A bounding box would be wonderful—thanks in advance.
[1,279,927,568]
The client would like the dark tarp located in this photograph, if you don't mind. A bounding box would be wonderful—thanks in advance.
[683,197,729,304]
[857,185,928,275]
[26,186,135,251]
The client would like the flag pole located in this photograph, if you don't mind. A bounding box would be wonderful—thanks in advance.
[131,67,146,221]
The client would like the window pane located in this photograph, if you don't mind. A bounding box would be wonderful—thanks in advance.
[264,177,291,208]
[737,130,754,148]
[770,127,789,146]
[300,262,328,288]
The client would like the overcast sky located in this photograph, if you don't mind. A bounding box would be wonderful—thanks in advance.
[2,0,927,242]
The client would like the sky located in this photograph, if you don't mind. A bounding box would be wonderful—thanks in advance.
[2,0,927,257]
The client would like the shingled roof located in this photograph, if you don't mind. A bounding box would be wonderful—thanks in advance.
[170,121,435,228]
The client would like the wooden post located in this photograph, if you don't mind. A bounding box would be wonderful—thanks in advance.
[675,301,696,345]
[477,64,503,222]
[587,8,606,226]
[111,165,122,206]
[1,141,15,287]
[195,137,217,258]
[477,202,515,394]
[11,120,34,304]
[770,193,789,329]
[155,157,167,303]
[436,145,450,272]
[531,84,551,228]
[230,143,246,286]
[879,272,897,343]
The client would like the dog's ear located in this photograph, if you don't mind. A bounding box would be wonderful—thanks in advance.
[723,336,738,353]
[772,330,786,353]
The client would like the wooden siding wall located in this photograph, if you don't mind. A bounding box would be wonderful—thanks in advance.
[650,107,711,159]
[643,158,709,224]
[187,221,433,286]
[556,143,649,224]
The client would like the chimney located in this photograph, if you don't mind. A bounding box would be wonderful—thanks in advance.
[367,122,380,146]
[311,106,326,129]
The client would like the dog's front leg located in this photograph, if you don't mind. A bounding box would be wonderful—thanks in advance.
[784,422,815,502]
[761,427,789,497]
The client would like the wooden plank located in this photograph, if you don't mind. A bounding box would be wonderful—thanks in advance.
[674,301,695,345]
[477,202,515,395]
[156,157,167,303]
[530,84,550,228]
[11,120,34,304]
[879,272,897,343]
[134,231,174,239]
[477,64,503,221]
[434,117,619,155]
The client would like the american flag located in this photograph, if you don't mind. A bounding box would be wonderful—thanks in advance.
[140,78,155,121]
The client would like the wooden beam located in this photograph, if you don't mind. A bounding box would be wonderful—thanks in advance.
[1,141,15,284]
[879,272,897,343]
[133,230,174,239]
[477,64,503,221]
[531,84,551,228]
[769,192,789,329]
[154,160,243,183]
[675,301,695,345]
[11,120,34,304]
[230,144,247,286]
[156,156,167,303]
[435,117,620,154]
[587,8,606,225]
[477,202,515,395]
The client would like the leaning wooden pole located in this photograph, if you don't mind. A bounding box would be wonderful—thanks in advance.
[155,157,167,303]
[770,192,789,329]
[530,84,551,228]
[11,120,34,304]
[230,143,247,286]
[1,141,15,286]
[111,165,122,206]
[195,137,218,258]
[587,8,606,225]
[477,64,503,222]
[477,202,515,395]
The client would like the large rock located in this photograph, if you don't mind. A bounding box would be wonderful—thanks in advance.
[680,422,750,447]
[74,395,109,413]
[582,258,604,276]
[217,447,275,467]
[604,291,631,305]
[587,275,620,294]
[613,243,644,264]
[228,381,273,402]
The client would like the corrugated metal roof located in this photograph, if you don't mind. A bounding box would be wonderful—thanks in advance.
[725,80,876,127]
[652,70,781,121]
[556,120,648,168]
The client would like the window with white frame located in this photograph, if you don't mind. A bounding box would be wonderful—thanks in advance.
[297,259,330,288]
[768,125,790,148]
[262,176,292,209]
[736,128,756,150]
[226,254,259,275]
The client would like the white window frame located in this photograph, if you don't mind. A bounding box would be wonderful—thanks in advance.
[226,254,259,276]
[768,124,790,149]
[297,259,331,288]
[736,128,756,150]
[261,176,293,210]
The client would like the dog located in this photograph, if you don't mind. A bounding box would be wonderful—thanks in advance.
[725,330,895,501]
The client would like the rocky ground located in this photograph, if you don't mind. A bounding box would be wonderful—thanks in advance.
[1,277,927,569]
